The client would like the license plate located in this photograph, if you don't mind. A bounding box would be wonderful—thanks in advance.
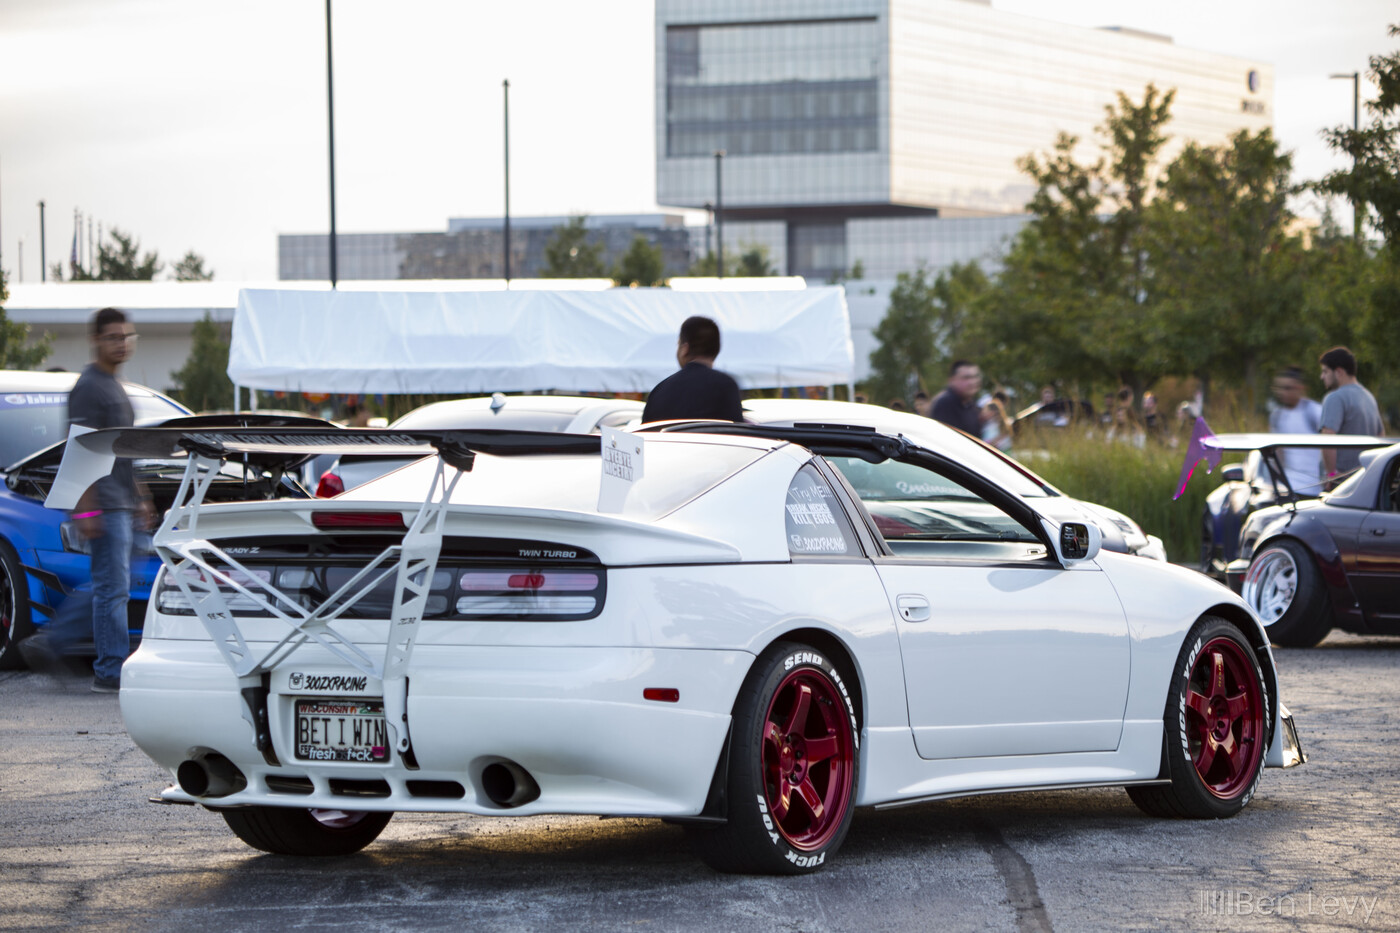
[295,698,389,763]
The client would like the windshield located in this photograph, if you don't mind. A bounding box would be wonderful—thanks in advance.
[0,395,68,467]
[0,388,188,468]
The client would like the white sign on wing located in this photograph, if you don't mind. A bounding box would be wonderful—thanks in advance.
[598,427,644,513]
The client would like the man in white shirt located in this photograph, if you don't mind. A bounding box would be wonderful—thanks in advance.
[1269,367,1322,496]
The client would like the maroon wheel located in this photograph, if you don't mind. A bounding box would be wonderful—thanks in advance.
[689,642,860,873]
[1185,636,1265,799]
[761,667,856,851]
[1128,616,1270,819]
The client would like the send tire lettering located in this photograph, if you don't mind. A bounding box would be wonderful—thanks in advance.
[689,641,859,874]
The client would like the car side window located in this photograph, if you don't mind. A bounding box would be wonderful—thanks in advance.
[785,464,862,558]
[824,455,1046,561]
[1387,460,1400,512]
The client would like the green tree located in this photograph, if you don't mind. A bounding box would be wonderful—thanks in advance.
[67,227,163,281]
[1313,23,1400,417]
[867,262,988,405]
[0,268,52,369]
[541,215,605,278]
[1316,24,1400,249]
[686,250,727,276]
[168,312,232,411]
[1146,129,1309,406]
[735,245,775,277]
[686,243,775,277]
[611,235,666,287]
[974,85,1176,398]
[171,250,214,281]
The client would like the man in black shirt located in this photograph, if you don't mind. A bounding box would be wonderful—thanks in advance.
[642,316,743,423]
[66,308,151,692]
[929,359,983,436]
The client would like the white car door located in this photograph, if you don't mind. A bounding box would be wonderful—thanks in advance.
[826,453,1130,760]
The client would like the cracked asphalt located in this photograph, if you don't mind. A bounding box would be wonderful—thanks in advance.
[2,632,1397,932]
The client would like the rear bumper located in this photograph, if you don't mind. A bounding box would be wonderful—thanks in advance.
[121,639,751,817]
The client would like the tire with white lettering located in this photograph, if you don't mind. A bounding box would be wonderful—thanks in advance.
[689,641,859,874]
[222,806,392,856]
[1128,617,1268,819]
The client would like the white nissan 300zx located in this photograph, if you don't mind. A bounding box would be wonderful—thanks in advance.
[52,424,1303,874]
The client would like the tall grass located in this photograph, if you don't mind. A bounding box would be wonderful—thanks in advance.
[1020,430,1216,564]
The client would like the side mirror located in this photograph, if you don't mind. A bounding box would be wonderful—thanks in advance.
[1042,519,1102,564]
[1221,463,1245,483]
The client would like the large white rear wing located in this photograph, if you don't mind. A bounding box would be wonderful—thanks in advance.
[47,425,605,768]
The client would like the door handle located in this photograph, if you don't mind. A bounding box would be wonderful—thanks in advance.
[1372,528,1387,536]
[896,594,931,623]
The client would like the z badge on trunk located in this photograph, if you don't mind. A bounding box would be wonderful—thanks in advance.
[295,698,389,762]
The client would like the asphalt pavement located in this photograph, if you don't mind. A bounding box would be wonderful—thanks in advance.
[2,632,1397,932]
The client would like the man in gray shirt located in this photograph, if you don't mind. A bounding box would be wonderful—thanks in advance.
[67,308,152,691]
[1318,346,1385,482]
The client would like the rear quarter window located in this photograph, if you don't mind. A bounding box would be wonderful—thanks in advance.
[785,464,861,557]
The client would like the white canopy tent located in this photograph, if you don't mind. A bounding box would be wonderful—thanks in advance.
[227,286,855,397]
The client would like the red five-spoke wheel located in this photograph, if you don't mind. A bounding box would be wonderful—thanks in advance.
[1127,616,1270,820]
[689,642,860,874]
[1185,636,1264,799]
[761,668,856,851]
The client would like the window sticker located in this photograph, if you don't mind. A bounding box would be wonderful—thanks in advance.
[785,465,858,556]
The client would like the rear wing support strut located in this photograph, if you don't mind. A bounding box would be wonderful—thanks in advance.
[152,452,464,758]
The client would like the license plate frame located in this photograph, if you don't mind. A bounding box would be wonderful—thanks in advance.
[294,697,390,763]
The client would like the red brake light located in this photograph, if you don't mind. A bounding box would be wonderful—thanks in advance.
[508,574,546,589]
[315,471,345,498]
[312,511,407,531]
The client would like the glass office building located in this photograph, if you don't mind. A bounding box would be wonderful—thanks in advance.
[279,215,693,281]
[656,0,1274,280]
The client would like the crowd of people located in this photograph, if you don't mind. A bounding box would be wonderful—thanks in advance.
[906,347,1387,483]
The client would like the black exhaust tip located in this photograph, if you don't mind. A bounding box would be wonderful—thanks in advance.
[481,761,541,808]
[177,753,247,798]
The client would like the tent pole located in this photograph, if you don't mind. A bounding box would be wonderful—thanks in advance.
[233,382,241,412]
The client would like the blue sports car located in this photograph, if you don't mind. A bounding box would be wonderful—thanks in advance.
[0,370,190,668]
[0,370,329,669]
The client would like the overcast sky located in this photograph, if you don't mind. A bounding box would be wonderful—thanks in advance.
[1,0,1394,283]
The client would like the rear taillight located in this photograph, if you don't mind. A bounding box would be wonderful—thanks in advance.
[315,471,345,498]
[311,511,407,531]
[155,562,603,622]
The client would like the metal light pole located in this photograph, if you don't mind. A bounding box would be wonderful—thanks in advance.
[1330,71,1361,241]
[503,79,511,284]
[38,200,46,282]
[713,150,725,279]
[326,0,339,288]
